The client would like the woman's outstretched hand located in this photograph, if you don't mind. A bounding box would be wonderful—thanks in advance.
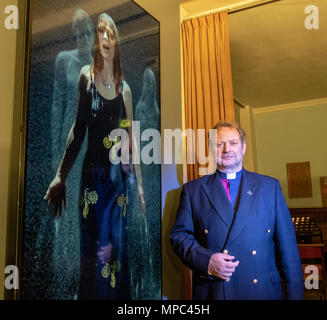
[44,175,66,218]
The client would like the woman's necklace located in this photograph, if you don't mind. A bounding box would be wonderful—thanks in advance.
[101,73,115,89]
[104,82,113,89]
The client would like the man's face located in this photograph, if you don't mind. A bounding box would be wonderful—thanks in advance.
[215,127,246,173]
[75,21,94,53]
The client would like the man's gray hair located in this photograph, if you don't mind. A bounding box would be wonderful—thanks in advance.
[211,121,246,145]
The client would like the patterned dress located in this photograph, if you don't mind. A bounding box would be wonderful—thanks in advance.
[77,72,130,299]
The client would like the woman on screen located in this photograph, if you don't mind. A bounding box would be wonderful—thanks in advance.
[45,13,145,300]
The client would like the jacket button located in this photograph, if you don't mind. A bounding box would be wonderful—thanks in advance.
[251,250,257,255]
[225,278,230,282]
[266,229,271,234]
[252,279,258,284]
[223,249,228,255]
[204,229,208,234]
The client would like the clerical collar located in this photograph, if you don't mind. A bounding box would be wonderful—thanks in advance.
[218,168,243,180]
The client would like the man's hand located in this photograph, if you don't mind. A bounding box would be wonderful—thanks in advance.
[208,253,239,280]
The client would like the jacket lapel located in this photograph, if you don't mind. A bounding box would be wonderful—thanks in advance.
[201,172,234,228]
[227,169,257,244]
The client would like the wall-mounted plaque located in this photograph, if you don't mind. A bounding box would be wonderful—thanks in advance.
[286,161,312,198]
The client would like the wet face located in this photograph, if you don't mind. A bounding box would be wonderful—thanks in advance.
[97,18,116,61]
[215,127,246,173]
[143,69,155,103]
[74,20,94,52]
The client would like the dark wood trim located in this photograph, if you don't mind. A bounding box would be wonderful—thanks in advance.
[290,208,327,215]
[290,208,327,223]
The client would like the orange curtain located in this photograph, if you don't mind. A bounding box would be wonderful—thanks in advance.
[181,12,235,299]
[182,12,235,182]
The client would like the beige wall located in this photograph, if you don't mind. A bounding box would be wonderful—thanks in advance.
[254,101,327,208]
[240,105,258,173]
[134,0,185,300]
[0,0,185,300]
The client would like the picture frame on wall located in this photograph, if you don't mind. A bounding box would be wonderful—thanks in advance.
[19,0,161,300]
[286,161,313,199]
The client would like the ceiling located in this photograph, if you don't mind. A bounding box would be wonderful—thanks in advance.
[181,0,327,108]
[181,0,255,17]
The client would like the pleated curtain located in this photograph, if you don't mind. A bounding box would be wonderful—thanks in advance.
[182,12,235,182]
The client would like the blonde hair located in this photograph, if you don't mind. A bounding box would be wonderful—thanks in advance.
[212,121,246,145]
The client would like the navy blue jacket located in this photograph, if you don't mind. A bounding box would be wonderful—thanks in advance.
[170,169,304,300]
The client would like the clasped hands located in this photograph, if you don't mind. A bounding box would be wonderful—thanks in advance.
[208,252,240,280]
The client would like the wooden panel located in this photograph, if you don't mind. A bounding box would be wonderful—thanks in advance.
[286,162,312,198]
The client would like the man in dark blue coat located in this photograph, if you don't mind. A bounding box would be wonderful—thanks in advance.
[170,121,304,300]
